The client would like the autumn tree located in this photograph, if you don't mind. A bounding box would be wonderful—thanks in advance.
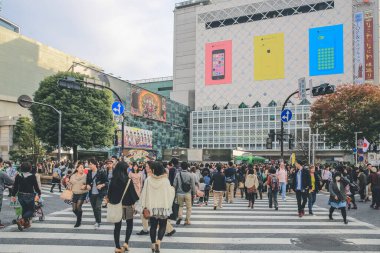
[30,72,115,161]
[310,84,380,149]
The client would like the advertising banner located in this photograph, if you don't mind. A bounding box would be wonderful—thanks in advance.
[254,33,285,80]
[122,126,153,149]
[364,12,374,82]
[205,40,232,85]
[131,87,167,122]
[309,24,344,76]
[353,12,365,84]
[123,149,157,163]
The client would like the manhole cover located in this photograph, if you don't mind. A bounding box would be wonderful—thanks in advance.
[292,235,348,251]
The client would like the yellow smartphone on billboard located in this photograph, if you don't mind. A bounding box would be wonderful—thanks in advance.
[254,33,285,80]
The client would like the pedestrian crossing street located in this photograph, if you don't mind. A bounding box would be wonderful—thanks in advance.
[1,193,380,253]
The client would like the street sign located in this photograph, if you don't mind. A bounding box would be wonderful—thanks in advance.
[112,101,124,116]
[17,95,33,108]
[353,148,357,154]
[298,77,307,100]
[281,109,293,123]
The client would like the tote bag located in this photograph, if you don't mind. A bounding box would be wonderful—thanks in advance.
[60,189,73,201]
[107,179,131,223]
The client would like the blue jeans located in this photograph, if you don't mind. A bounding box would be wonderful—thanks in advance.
[18,192,35,219]
[280,182,287,200]
[308,191,317,212]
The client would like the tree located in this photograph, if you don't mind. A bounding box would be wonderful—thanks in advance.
[30,72,115,161]
[310,84,380,149]
[9,116,45,164]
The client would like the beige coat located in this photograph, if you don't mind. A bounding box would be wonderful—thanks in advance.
[69,173,88,194]
[245,174,259,189]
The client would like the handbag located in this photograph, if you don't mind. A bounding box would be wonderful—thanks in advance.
[169,200,179,221]
[107,179,131,223]
[60,189,73,201]
[247,185,257,194]
[142,208,151,219]
[238,182,245,189]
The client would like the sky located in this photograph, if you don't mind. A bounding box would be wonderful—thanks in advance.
[1,0,178,80]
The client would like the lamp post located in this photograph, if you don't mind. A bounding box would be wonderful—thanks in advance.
[355,131,363,166]
[17,95,62,162]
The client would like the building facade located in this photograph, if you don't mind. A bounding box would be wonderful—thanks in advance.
[173,0,379,162]
[131,76,173,98]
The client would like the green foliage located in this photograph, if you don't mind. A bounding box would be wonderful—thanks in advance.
[10,116,45,163]
[311,84,380,149]
[30,72,115,153]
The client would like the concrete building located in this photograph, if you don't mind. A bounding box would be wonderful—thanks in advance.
[172,0,379,162]
[0,23,189,161]
[131,76,173,98]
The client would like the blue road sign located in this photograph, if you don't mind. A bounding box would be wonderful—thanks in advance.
[358,155,364,162]
[112,101,124,116]
[281,109,293,123]
[353,148,357,154]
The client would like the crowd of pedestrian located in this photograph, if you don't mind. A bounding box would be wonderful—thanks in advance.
[1,155,380,252]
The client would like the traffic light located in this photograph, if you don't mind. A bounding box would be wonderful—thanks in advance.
[268,129,275,141]
[266,138,273,149]
[57,77,82,90]
[312,83,335,96]
[289,134,294,150]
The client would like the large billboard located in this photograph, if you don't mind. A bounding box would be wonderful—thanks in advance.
[364,11,374,82]
[131,87,167,122]
[205,40,232,85]
[123,149,157,163]
[254,33,285,80]
[122,126,153,149]
[202,149,232,162]
[309,24,344,76]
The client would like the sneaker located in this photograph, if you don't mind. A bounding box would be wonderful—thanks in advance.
[0,223,5,229]
[94,223,100,229]
[176,219,182,225]
[275,207,278,211]
[165,229,176,236]
[136,230,149,235]
[309,211,314,215]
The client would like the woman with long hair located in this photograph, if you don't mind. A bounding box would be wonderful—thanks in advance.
[245,166,259,209]
[129,162,142,197]
[11,162,41,231]
[328,172,348,224]
[107,162,139,252]
[67,163,88,228]
[140,161,175,253]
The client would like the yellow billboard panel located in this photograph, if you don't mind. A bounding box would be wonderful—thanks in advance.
[254,33,285,80]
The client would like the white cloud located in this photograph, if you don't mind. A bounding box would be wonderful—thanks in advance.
[2,0,175,80]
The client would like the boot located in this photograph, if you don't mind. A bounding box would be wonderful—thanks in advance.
[74,211,82,228]
[155,240,161,253]
[16,218,25,231]
[329,207,334,220]
[24,219,31,229]
[248,201,251,208]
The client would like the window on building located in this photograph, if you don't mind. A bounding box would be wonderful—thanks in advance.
[157,87,173,91]
[198,119,202,124]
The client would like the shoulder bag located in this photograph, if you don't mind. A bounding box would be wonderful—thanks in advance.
[107,179,131,223]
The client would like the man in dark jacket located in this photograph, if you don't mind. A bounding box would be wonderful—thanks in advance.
[293,160,311,217]
[86,159,109,229]
[224,161,236,203]
[210,164,226,210]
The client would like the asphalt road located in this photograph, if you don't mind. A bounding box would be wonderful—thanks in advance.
[0,185,379,253]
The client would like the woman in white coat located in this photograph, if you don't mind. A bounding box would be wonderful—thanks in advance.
[140,162,175,253]
[245,165,259,209]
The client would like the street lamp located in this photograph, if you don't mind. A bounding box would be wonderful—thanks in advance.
[355,131,363,167]
[17,95,62,162]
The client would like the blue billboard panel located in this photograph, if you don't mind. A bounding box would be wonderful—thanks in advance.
[309,24,344,76]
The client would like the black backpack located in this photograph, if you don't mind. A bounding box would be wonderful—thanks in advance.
[179,172,191,192]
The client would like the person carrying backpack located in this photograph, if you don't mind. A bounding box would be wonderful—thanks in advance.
[173,162,196,225]
[266,167,279,210]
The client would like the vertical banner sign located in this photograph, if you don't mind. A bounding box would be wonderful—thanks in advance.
[353,12,365,84]
[364,12,374,82]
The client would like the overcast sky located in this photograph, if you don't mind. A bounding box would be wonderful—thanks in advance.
[1,0,178,80]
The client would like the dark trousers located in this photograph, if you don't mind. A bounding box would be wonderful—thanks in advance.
[268,188,278,208]
[374,187,380,207]
[321,180,330,191]
[114,219,133,249]
[204,189,210,203]
[90,194,103,223]
[296,190,308,212]
[308,191,317,212]
[150,217,167,243]
[329,206,347,222]
[247,192,255,205]
[18,192,35,219]
[50,183,61,192]
[257,184,263,199]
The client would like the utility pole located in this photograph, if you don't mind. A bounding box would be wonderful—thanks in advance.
[355,131,363,167]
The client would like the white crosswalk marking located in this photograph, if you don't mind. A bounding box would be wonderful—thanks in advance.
[0,195,379,252]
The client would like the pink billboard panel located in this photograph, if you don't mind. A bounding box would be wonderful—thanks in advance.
[205,40,232,85]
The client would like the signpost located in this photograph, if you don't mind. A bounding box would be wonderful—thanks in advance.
[298,77,307,100]
[281,109,293,123]
[112,101,124,116]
